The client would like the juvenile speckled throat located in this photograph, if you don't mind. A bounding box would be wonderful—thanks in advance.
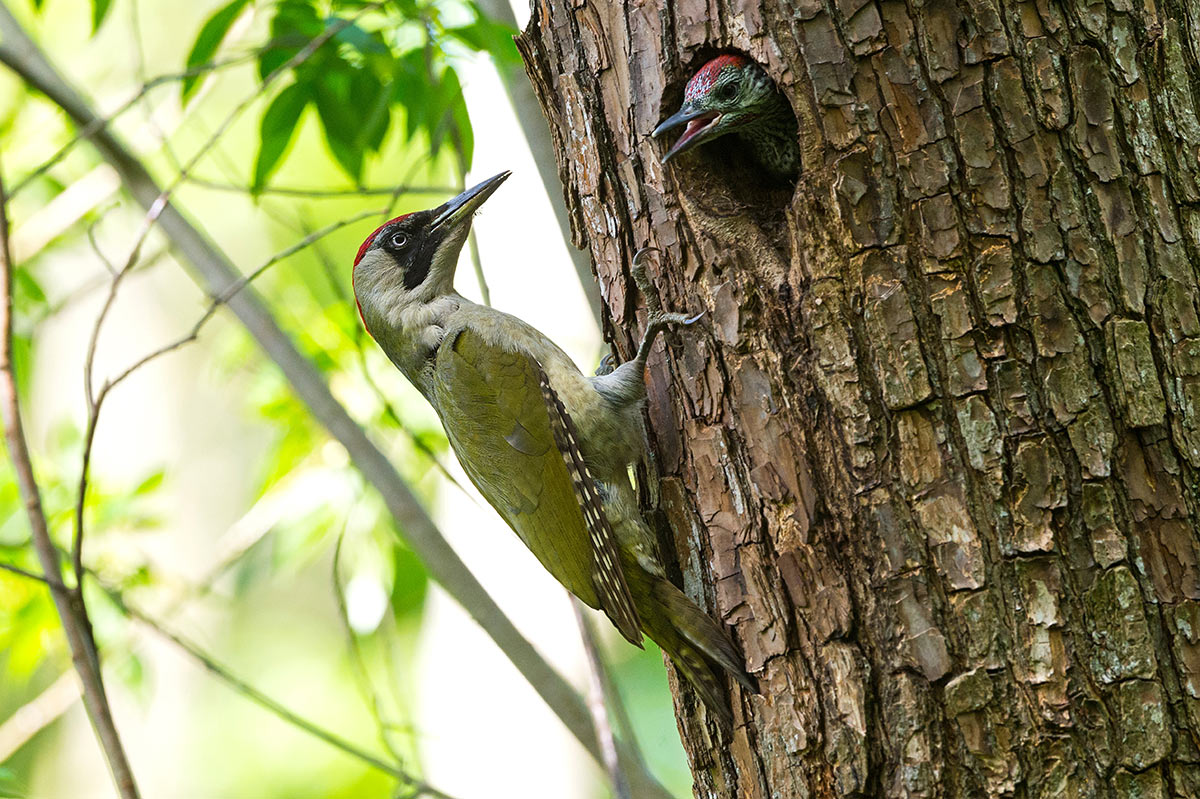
[352,172,754,728]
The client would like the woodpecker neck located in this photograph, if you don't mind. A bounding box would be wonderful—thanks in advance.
[737,97,799,180]
[362,292,464,395]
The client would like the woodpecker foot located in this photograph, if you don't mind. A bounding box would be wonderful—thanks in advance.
[630,247,705,366]
[631,247,664,316]
[594,352,618,377]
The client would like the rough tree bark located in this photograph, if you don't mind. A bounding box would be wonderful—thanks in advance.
[518,1,1200,797]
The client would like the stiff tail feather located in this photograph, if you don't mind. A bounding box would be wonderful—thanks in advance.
[626,564,755,730]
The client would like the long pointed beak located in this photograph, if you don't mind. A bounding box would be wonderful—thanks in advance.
[652,105,721,163]
[653,104,707,138]
[431,171,511,232]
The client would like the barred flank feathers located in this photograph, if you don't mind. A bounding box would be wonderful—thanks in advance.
[533,362,644,647]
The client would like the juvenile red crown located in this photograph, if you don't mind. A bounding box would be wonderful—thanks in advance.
[683,54,749,102]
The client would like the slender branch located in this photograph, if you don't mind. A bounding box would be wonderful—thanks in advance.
[573,600,632,799]
[72,208,386,600]
[0,164,141,799]
[0,671,80,762]
[72,191,170,586]
[0,10,672,795]
[470,0,600,324]
[332,528,413,767]
[0,560,51,585]
[185,176,457,198]
[85,210,119,276]
[1,470,347,763]
[9,52,259,197]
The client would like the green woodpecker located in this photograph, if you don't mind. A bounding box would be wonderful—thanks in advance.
[352,172,753,729]
[654,54,799,180]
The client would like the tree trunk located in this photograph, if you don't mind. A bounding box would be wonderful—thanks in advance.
[518,1,1200,796]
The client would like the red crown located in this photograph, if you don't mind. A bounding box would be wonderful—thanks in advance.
[684,54,749,102]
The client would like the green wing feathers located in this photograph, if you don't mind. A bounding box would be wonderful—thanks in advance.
[433,328,641,643]
[532,361,643,647]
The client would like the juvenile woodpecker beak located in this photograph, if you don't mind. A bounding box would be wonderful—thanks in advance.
[653,105,722,163]
[431,171,511,232]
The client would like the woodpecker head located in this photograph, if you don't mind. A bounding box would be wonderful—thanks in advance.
[653,55,797,177]
[352,171,509,338]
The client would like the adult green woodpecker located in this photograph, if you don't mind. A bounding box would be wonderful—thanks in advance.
[352,172,753,729]
[654,54,799,180]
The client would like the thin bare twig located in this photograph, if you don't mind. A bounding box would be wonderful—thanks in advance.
[9,51,259,197]
[85,209,120,276]
[72,208,386,596]
[2,467,360,761]
[332,528,413,767]
[3,549,449,794]
[0,560,51,585]
[573,600,632,799]
[185,176,457,199]
[72,192,169,586]
[0,165,141,798]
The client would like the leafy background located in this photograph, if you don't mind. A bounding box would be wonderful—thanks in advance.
[0,0,690,796]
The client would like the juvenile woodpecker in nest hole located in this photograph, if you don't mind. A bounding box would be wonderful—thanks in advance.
[655,54,799,180]
[352,172,754,730]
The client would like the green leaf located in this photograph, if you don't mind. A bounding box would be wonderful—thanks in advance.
[446,8,520,65]
[334,21,387,55]
[313,68,366,181]
[132,469,166,497]
[394,50,432,143]
[389,544,427,618]
[0,766,25,798]
[442,67,472,166]
[425,66,468,160]
[91,0,114,33]
[182,0,251,104]
[252,83,309,193]
[258,0,325,82]
[354,71,392,155]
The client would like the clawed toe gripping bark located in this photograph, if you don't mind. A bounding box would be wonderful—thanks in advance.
[630,247,704,372]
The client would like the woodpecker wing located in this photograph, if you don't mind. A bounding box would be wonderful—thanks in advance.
[431,327,644,646]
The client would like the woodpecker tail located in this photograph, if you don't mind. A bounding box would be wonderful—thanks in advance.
[625,563,756,731]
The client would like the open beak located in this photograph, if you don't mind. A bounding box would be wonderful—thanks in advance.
[431,171,511,232]
[653,105,722,163]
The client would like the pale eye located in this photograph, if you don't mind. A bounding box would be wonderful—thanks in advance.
[389,232,408,248]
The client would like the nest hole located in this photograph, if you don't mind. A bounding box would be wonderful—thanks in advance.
[654,48,800,231]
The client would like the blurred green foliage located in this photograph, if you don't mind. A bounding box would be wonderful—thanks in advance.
[173,0,521,189]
